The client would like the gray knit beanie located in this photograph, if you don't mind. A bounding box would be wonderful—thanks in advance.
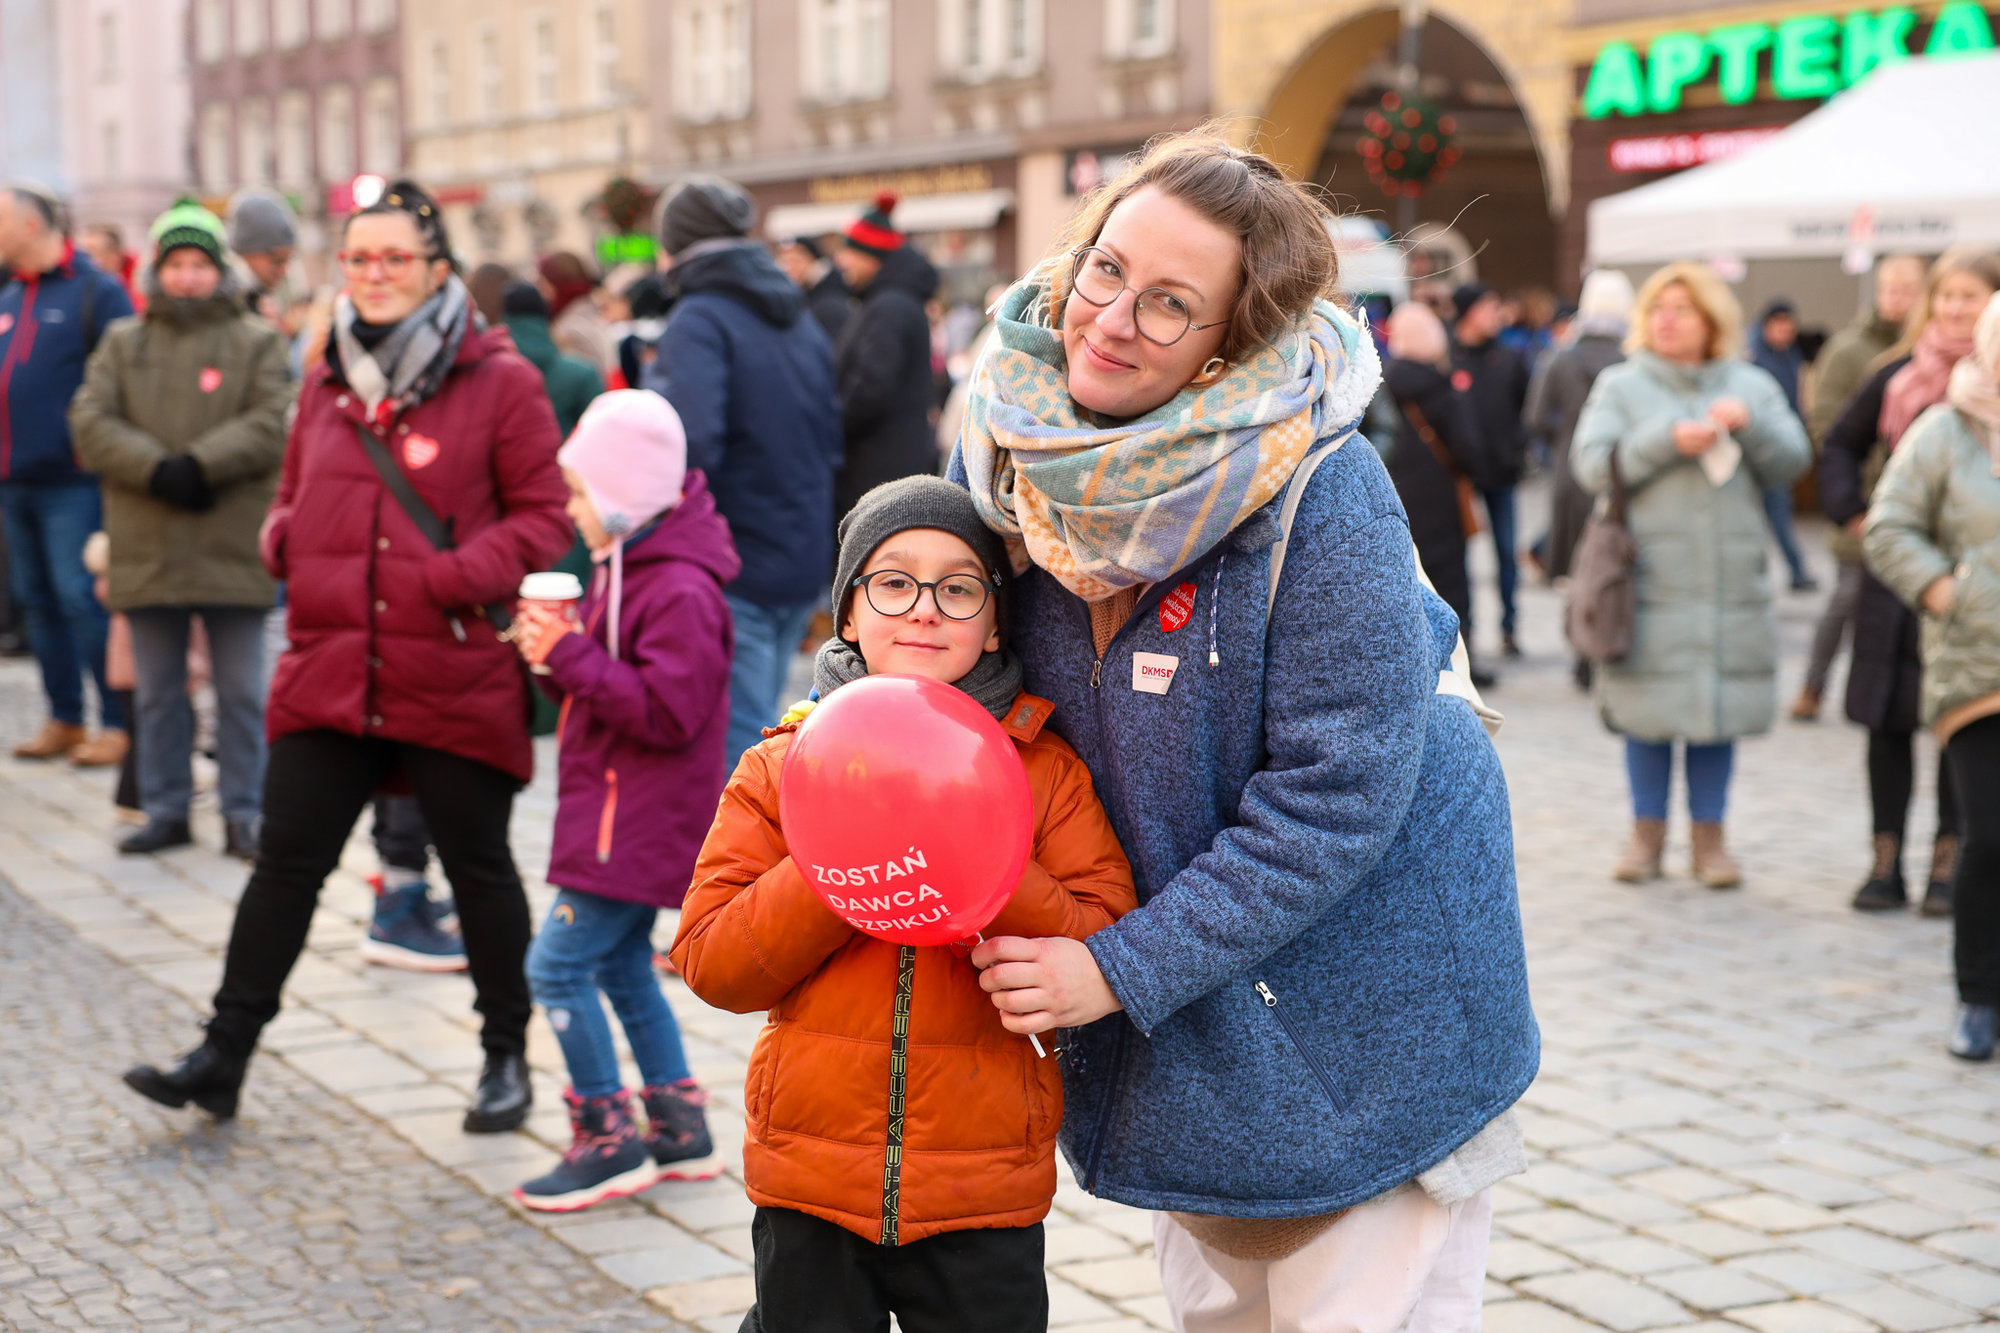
[226,188,297,256]
[833,476,1011,639]
[657,176,756,258]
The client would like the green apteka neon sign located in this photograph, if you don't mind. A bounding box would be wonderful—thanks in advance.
[1582,0,1996,118]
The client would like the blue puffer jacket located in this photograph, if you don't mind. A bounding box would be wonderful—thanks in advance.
[644,240,843,609]
[972,431,1539,1218]
[1,245,135,483]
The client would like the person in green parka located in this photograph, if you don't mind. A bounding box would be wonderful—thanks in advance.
[69,198,293,860]
[502,281,603,437]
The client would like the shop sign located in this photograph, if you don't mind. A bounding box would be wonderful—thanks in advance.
[1607,127,1783,171]
[1582,0,1996,119]
[595,233,657,268]
[806,164,995,204]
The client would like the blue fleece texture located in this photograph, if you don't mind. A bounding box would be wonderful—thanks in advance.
[961,435,1539,1217]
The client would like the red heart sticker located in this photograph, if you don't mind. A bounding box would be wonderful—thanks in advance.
[198,367,223,393]
[403,433,440,469]
[1451,368,1473,393]
[0,313,13,336]
[1159,580,1198,633]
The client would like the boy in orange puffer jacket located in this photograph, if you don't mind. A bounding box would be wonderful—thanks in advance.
[672,476,1135,1333]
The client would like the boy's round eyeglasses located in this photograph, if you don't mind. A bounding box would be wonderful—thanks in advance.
[1068,247,1228,347]
[852,570,995,620]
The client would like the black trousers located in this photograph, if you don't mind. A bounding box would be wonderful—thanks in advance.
[1866,727,1960,841]
[739,1207,1047,1333]
[210,729,532,1057]
[1949,715,2000,1005]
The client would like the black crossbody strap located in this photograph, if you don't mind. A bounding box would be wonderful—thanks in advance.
[351,422,511,634]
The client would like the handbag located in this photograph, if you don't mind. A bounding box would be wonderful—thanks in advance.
[351,422,512,641]
[1565,451,1637,664]
[1400,402,1482,538]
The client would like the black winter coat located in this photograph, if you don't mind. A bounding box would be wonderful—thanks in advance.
[1523,332,1625,580]
[806,269,854,346]
[1821,357,1922,732]
[833,246,940,519]
[1450,335,1531,490]
[1382,357,1482,633]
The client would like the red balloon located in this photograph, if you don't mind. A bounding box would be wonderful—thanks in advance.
[779,674,1034,947]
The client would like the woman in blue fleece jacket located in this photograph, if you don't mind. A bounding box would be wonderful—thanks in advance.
[956,132,1538,1329]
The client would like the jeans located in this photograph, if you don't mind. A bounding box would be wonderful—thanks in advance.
[1762,486,1809,584]
[210,729,533,1058]
[1626,738,1735,823]
[526,888,690,1100]
[127,607,266,824]
[1804,558,1862,694]
[0,481,120,729]
[725,595,816,770]
[1947,716,2000,1005]
[1479,486,1518,637]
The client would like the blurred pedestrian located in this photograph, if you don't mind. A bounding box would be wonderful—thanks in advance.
[502,282,604,437]
[68,197,291,859]
[122,180,571,1134]
[79,224,142,311]
[1795,254,1930,721]
[774,235,853,344]
[1383,301,1489,685]
[1821,249,2000,914]
[1863,291,2000,1059]
[225,188,297,326]
[0,180,135,764]
[611,272,671,392]
[538,251,616,376]
[1750,299,1815,591]
[645,176,842,769]
[1572,262,1811,888]
[467,261,513,328]
[832,193,943,519]
[1450,283,1531,659]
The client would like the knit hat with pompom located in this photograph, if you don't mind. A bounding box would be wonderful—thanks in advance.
[843,192,904,257]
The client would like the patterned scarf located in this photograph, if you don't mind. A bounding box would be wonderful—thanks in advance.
[1880,320,1976,449]
[331,273,472,419]
[960,265,1380,601]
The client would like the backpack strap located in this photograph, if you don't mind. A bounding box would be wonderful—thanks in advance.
[351,422,512,637]
[79,273,100,355]
[1264,429,1502,737]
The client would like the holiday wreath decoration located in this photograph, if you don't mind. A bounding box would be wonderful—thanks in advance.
[1358,92,1461,197]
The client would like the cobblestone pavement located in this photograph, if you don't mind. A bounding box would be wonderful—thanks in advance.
[5,492,2000,1332]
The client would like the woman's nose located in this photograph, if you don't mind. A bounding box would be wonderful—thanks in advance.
[1097,288,1141,341]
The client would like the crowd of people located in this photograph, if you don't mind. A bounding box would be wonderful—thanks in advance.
[2,126,1999,1329]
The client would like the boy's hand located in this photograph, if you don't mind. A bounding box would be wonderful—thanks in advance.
[972,935,1121,1035]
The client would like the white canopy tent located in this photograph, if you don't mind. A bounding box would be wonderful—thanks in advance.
[1586,53,2000,267]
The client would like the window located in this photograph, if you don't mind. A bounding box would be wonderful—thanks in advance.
[316,0,350,40]
[273,0,306,46]
[235,0,266,53]
[277,91,311,183]
[961,0,982,71]
[318,82,354,181]
[675,0,751,120]
[102,121,121,182]
[426,35,451,125]
[477,25,503,119]
[800,0,888,102]
[98,12,118,79]
[196,0,227,61]
[200,102,233,191]
[362,78,399,173]
[527,10,558,111]
[359,0,396,31]
[588,3,617,102]
[1007,0,1028,64]
[1103,0,1171,59]
[238,96,272,182]
[942,0,1039,77]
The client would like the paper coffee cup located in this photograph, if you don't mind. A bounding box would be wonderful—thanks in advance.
[518,572,584,673]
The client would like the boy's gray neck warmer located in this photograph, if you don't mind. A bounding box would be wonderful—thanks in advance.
[811,638,1025,722]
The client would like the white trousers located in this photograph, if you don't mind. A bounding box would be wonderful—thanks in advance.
[1153,1187,1493,1333]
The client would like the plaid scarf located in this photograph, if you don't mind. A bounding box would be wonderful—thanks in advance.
[331,274,472,419]
[960,266,1379,601]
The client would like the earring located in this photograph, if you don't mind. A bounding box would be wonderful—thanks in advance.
[1199,357,1226,381]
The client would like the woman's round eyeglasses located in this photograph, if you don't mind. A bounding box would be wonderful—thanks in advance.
[1068,247,1228,347]
[852,570,996,620]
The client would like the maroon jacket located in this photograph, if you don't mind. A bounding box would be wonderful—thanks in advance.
[262,325,571,782]
[539,472,740,908]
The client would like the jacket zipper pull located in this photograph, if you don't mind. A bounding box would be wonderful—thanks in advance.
[1090,657,1102,689]
[1256,981,1277,1007]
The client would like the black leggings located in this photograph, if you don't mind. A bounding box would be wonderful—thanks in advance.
[1948,715,2000,1005]
[1867,727,1960,841]
[210,729,532,1058]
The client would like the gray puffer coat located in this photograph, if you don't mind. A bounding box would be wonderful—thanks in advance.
[1571,350,1811,743]
[1863,404,2000,736]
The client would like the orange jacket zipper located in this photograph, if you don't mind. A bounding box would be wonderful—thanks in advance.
[596,767,618,863]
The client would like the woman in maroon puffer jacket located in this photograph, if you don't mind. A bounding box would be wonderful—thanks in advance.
[124,181,571,1133]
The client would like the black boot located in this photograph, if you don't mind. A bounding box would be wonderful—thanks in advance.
[464,1051,532,1133]
[224,816,260,863]
[1949,1004,1996,1061]
[123,1027,248,1119]
[1851,833,1907,911]
[119,818,192,855]
[1921,834,1958,918]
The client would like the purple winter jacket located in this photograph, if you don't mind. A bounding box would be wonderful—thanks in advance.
[540,470,741,908]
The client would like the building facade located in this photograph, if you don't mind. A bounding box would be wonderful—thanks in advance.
[0,0,68,188]
[402,0,652,266]
[58,0,195,262]
[642,0,1212,299]
[187,0,405,285]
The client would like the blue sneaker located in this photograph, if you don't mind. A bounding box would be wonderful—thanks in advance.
[515,1090,662,1212]
[361,879,468,972]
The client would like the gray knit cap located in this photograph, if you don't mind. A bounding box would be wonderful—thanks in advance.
[833,476,1011,638]
[226,188,297,256]
[657,176,756,258]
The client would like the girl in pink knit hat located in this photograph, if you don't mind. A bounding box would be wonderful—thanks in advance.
[509,389,745,1211]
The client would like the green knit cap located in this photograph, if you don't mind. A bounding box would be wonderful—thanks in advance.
[149,196,229,270]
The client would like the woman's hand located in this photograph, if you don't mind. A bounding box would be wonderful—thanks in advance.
[1707,397,1751,433]
[1673,420,1719,456]
[971,935,1122,1035]
[1923,575,1958,618]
